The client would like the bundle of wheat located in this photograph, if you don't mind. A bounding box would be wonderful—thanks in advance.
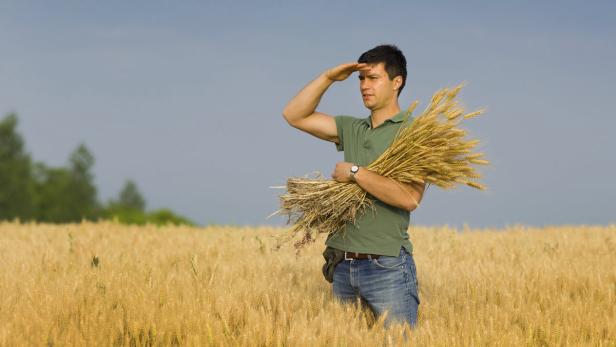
[272,84,489,249]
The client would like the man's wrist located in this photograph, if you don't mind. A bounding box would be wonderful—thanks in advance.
[350,165,360,181]
[321,72,336,83]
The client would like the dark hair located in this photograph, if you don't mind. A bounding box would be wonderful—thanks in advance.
[358,44,407,96]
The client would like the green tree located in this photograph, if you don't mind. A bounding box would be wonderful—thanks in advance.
[0,113,35,220]
[33,144,100,222]
[116,180,146,212]
[102,179,148,224]
[67,144,100,219]
[103,180,194,226]
[32,163,73,222]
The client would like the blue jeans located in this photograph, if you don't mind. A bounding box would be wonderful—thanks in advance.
[332,246,420,328]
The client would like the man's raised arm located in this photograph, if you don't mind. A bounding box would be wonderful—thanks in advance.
[282,62,370,143]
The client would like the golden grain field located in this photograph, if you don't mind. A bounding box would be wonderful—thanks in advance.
[0,222,614,346]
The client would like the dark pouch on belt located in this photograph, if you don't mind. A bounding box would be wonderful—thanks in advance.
[322,246,345,283]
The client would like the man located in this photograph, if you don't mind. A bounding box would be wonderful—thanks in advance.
[282,44,425,328]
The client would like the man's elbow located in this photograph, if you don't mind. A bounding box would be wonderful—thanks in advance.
[402,197,419,213]
[282,110,292,124]
[400,183,424,213]
[282,110,299,128]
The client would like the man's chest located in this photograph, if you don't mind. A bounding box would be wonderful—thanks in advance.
[343,124,400,166]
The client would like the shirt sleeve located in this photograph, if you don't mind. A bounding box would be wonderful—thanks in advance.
[334,115,350,152]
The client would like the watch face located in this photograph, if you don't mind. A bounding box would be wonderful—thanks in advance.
[351,165,359,173]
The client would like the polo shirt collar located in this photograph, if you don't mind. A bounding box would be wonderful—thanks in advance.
[387,110,408,123]
[363,110,409,127]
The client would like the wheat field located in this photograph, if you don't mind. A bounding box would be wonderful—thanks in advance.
[0,222,614,346]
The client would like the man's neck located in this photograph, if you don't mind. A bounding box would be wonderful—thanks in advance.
[370,103,401,128]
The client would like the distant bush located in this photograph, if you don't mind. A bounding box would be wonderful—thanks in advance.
[102,206,195,226]
[146,209,195,226]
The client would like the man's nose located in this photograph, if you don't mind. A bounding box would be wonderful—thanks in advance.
[360,80,370,91]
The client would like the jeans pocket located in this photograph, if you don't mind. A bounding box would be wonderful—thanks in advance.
[405,254,420,304]
[372,252,406,269]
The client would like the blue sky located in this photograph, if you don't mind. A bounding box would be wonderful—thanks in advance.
[1,1,615,227]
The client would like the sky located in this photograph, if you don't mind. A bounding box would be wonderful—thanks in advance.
[1,1,615,228]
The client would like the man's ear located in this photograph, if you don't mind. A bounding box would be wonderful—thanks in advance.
[393,76,403,91]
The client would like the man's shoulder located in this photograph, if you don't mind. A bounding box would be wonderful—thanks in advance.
[335,114,369,127]
[335,114,367,120]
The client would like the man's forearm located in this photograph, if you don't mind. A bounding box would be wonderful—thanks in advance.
[282,73,333,123]
[353,168,421,213]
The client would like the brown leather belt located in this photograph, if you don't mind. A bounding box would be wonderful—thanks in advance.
[344,251,381,260]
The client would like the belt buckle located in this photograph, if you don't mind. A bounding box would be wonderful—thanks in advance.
[344,251,355,261]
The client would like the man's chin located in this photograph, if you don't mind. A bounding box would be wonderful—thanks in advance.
[363,101,375,110]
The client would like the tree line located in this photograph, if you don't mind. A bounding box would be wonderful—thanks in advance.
[0,113,194,226]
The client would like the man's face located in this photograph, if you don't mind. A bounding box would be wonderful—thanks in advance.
[358,62,400,111]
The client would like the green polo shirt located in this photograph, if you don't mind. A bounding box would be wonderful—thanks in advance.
[325,110,414,257]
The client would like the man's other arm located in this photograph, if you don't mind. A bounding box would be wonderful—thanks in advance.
[332,163,426,213]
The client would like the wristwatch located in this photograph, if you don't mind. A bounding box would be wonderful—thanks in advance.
[350,165,360,180]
